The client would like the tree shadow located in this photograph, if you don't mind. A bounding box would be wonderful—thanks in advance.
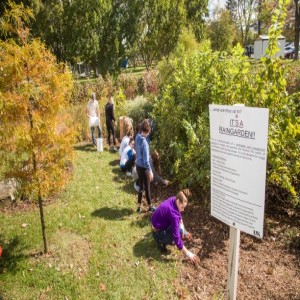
[91,207,133,220]
[133,232,176,262]
[0,236,29,275]
[74,143,96,152]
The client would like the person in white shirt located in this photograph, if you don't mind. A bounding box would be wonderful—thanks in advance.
[120,138,136,176]
[119,130,133,158]
[85,92,101,146]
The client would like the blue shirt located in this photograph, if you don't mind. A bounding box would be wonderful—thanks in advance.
[135,133,151,170]
[151,196,183,250]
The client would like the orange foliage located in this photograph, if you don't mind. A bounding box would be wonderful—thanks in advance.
[0,30,75,199]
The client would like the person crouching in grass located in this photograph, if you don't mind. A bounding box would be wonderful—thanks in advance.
[151,189,199,263]
[120,138,136,176]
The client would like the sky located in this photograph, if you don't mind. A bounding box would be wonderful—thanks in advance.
[209,0,227,15]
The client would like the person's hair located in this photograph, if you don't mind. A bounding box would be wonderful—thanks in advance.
[126,130,133,137]
[151,150,160,174]
[129,137,134,144]
[140,119,151,134]
[176,189,191,204]
[108,95,114,104]
[91,92,96,100]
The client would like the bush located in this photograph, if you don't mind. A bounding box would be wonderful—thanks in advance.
[123,95,154,127]
[153,5,299,205]
[285,60,300,94]
[116,73,138,100]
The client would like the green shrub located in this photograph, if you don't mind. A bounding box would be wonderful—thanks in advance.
[153,0,299,205]
[123,95,154,127]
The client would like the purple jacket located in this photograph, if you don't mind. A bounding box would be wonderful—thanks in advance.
[151,196,183,250]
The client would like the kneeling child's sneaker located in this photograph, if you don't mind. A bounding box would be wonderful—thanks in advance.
[148,206,156,213]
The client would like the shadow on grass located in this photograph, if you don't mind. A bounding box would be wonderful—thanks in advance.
[133,232,175,262]
[108,159,120,167]
[130,213,151,228]
[91,207,133,220]
[74,143,96,152]
[0,236,28,275]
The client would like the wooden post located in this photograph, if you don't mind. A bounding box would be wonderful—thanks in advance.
[227,226,240,300]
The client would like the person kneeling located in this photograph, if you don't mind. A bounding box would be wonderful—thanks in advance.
[120,138,136,176]
[151,189,198,264]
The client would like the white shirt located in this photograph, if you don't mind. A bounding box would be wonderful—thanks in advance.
[119,135,130,157]
[87,99,99,117]
[120,145,135,167]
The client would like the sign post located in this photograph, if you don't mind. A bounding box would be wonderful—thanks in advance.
[209,104,269,300]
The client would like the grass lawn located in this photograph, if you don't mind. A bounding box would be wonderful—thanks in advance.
[0,144,180,300]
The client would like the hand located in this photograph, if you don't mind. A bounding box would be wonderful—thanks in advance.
[163,179,170,186]
[186,250,199,264]
[149,170,153,182]
[183,231,192,241]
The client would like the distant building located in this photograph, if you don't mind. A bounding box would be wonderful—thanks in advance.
[254,35,285,59]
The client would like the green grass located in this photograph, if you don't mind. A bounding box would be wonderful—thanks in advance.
[0,144,179,300]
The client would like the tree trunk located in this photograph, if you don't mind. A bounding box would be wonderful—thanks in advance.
[258,0,262,35]
[28,99,48,254]
[294,0,300,61]
[38,190,48,253]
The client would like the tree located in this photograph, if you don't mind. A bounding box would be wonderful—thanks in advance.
[294,0,300,60]
[226,0,258,46]
[131,0,186,70]
[208,8,236,51]
[184,0,209,41]
[0,2,75,253]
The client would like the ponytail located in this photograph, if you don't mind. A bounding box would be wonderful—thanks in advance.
[176,189,191,204]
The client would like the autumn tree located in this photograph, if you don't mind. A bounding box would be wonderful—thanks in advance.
[0,2,75,253]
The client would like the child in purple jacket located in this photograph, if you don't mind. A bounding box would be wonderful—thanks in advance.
[151,189,198,263]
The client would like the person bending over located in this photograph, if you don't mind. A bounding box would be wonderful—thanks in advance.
[151,189,198,264]
[132,150,169,192]
[120,138,136,176]
[135,119,155,213]
[119,130,133,158]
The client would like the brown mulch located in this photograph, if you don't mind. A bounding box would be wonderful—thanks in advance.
[149,183,300,300]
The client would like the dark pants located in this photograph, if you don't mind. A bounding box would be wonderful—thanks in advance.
[152,226,183,249]
[136,165,151,205]
[120,154,136,172]
[91,126,101,145]
[152,226,173,248]
[106,120,116,146]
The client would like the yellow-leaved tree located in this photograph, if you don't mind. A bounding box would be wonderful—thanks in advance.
[0,2,75,253]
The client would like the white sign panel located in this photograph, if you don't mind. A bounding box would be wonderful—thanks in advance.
[209,105,269,238]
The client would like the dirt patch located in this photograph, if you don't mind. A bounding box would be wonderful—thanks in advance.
[40,229,91,278]
[146,182,300,299]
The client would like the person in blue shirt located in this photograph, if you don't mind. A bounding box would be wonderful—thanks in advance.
[120,138,136,176]
[135,119,155,213]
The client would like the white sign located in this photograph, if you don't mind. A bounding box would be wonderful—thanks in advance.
[209,105,269,238]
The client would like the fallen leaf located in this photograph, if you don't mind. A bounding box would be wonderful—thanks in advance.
[99,283,106,291]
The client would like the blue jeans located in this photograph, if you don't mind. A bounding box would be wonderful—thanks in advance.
[91,126,101,145]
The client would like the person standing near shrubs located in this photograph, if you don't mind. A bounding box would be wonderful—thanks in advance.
[85,92,101,146]
[135,119,156,213]
[105,95,117,151]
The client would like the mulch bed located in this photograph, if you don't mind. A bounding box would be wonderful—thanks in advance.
[152,184,300,300]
